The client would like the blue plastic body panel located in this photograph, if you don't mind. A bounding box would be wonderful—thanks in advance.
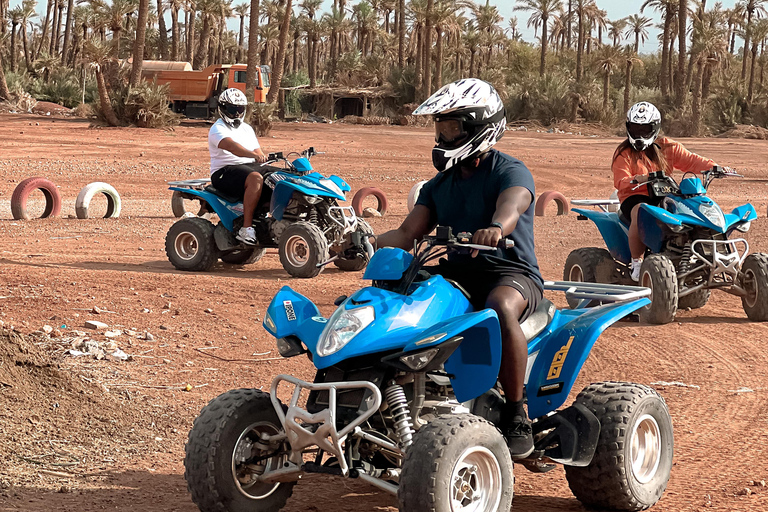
[363,248,414,281]
[525,297,650,418]
[679,177,706,195]
[572,208,631,264]
[327,175,351,192]
[292,157,313,173]
[263,287,327,348]
[168,186,242,231]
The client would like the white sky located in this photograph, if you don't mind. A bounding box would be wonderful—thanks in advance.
[8,0,743,55]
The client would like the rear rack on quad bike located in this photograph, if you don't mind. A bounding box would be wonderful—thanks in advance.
[545,280,651,309]
[167,178,211,189]
[570,198,620,213]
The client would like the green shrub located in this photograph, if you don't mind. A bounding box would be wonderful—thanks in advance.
[247,102,278,136]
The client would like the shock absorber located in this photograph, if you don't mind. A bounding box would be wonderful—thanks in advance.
[679,243,693,275]
[384,383,414,449]
[309,206,318,225]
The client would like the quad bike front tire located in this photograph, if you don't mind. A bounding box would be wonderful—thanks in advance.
[565,382,673,512]
[639,254,678,324]
[221,247,267,265]
[398,414,514,512]
[278,222,328,278]
[741,253,768,321]
[165,217,218,272]
[563,247,616,308]
[677,288,710,310]
[184,389,294,512]
[334,218,373,272]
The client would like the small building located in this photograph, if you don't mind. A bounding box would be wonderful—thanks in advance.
[293,84,399,120]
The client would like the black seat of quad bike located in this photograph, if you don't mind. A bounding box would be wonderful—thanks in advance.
[520,298,556,342]
[204,185,241,204]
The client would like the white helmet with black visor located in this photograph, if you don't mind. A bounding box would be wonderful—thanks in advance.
[217,88,248,129]
[626,101,661,152]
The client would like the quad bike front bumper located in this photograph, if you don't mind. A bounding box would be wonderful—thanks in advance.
[680,238,750,297]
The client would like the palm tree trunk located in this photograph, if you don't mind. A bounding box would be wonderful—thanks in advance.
[187,6,196,63]
[238,15,245,61]
[245,0,260,101]
[742,9,754,80]
[660,6,671,98]
[22,21,31,71]
[310,35,318,87]
[61,0,74,62]
[624,59,633,114]
[397,0,405,68]
[675,0,687,107]
[691,58,705,135]
[567,0,572,48]
[157,0,168,60]
[292,30,299,73]
[130,0,150,87]
[748,43,759,104]
[0,50,10,100]
[171,5,180,60]
[194,14,211,69]
[539,16,548,76]
[634,31,639,54]
[415,22,423,92]
[602,71,609,109]
[96,67,121,126]
[38,0,53,58]
[266,0,292,105]
[49,0,59,55]
[576,3,584,81]
[423,0,434,99]
[469,49,475,77]
[434,27,443,90]
[10,23,17,72]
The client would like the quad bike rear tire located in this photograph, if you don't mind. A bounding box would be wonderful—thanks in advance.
[565,382,673,511]
[398,414,514,512]
[740,253,768,321]
[278,222,328,278]
[221,247,267,265]
[184,389,294,512]
[639,254,678,324]
[563,247,616,309]
[165,217,218,272]
[334,218,373,272]
[677,288,710,310]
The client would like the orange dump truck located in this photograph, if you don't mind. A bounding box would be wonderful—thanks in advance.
[141,61,271,119]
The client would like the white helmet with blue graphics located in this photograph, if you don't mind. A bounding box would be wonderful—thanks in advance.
[626,101,662,152]
[413,78,507,172]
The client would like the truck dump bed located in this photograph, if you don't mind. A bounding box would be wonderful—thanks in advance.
[141,62,226,102]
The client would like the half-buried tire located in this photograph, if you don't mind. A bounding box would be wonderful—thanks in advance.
[534,190,570,216]
[352,187,388,217]
[75,182,122,219]
[11,177,62,220]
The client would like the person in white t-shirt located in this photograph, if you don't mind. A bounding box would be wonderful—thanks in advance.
[208,88,268,245]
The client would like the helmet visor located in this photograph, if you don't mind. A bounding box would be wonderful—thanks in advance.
[222,103,246,119]
[627,122,656,140]
[435,118,468,146]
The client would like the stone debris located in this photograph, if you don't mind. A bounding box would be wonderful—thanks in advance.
[144,332,155,341]
[84,320,109,330]
[728,387,755,393]
[66,338,132,361]
[104,330,121,338]
[650,381,701,390]
[362,207,382,218]
[41,325,53,334]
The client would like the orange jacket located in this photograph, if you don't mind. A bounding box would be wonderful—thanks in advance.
[612,137,716,202]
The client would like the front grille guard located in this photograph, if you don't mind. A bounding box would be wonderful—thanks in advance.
[328,205,359,235]
[269,374,382,477]
[690,238,748,282]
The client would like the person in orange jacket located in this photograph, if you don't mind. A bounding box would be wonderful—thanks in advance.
[612,102,721,281]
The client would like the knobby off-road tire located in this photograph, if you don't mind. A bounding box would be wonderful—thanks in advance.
[278,222,328,278]
[171,190,209,218]
[165,217,218,271]
[677,288,710,310]
[334,218,373,272]
[185,389,294,512]
[741,253,768,321]
[563,247,616,309]
[564,382,674,511]
[398,414,514,512]
[221,247,267,265]
[639,254,678,324]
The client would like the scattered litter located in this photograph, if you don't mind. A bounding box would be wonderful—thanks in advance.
[651,381,701,389]
[84,320,108,330]
[728,387,755,393]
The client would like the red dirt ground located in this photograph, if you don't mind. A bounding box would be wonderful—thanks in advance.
[1,113,767,512]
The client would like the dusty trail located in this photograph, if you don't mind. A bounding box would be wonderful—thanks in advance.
[0,114,767,511]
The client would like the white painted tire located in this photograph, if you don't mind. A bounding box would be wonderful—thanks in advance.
[75,182,121,219]
[608,189,619,213]
[407,180,427,213]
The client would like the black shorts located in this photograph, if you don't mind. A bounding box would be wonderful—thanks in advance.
[620,194,662,219]
[211,163,277,203]
[432,260,543,322]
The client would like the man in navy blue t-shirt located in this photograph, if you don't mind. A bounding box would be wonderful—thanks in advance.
[377,79,543,459]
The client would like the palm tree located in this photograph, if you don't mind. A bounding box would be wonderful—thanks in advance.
[300,0,322,86]
[623,51,643,114]
[748,18,768,103]
[244,0,260,100]
[37,0,54,60]
[19,0,37,71]
[266,0,292,104]
[515,0,562,77]
[169,0,184,60]
[607,17,627,47]
[432,0,457,89]
[690,15,727,134]
[675,0,687,106]
[193,0,218,68]
[397,0,404,67]
[642,0,676,98]
[0,33,11,100]
[234,2,249,61]
[624,13,652,53]
[575,0,587,80]
[61,0,75,62]
[83,39,120,125]
[104,0,137,58]
[595,44,621,108]
[130,0,150,86]
[740,0,767,80]
[8,6,23,72]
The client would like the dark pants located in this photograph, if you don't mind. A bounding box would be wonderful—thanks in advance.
[211,162,277,205]
[620,194,662,220]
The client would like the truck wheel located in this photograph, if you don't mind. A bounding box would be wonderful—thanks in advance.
[639,254,678,324]
[398,414,514,512]
[221,247,267,265]
[677,288,710,310]
[278,222,328,278]
[185,389,294,512]
[563,247,616,308]
[334,218,373,272]
[165,217,218,271]
[741,253,768,321]
[565,382,673,511]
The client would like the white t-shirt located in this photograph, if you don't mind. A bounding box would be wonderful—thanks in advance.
[208,118,261,174]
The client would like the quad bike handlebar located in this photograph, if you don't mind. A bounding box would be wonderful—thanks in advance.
[265,147,324,172]
[630,166,741,196]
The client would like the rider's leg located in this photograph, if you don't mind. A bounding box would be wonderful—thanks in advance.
[242,171,264,229]
[485,285,534,458]
[628,203,646,259]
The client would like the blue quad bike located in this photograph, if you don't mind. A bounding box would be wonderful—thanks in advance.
[165,147,374,278]
[184,227,674,512]
[566,167,768,324]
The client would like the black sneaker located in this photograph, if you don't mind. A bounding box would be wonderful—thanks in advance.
[503,417,534,459]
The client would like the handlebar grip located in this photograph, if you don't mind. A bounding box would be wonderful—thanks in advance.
[501,239,515,249]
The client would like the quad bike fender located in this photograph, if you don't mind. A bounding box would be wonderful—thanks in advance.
[169,186,241,231]
[400,309,503,403]
[263,286,326,350]
[572,208,631,264]
[531,402,600,466]
[525,298,650,419]
[270,180,346,220]
[326,175,351,193]
[637,204,684,253]
[725,203,758,229]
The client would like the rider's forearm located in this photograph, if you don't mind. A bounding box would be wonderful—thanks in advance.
[491,207,521,236]
[376,227,415,250]
[218,138,260,159]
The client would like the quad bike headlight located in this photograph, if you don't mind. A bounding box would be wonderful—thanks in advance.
[699,203,725,229]
[400,348,440,371]
[316,305,375,357]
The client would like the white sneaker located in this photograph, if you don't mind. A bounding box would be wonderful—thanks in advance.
[630,258,642,282]
[236,226,257,245]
